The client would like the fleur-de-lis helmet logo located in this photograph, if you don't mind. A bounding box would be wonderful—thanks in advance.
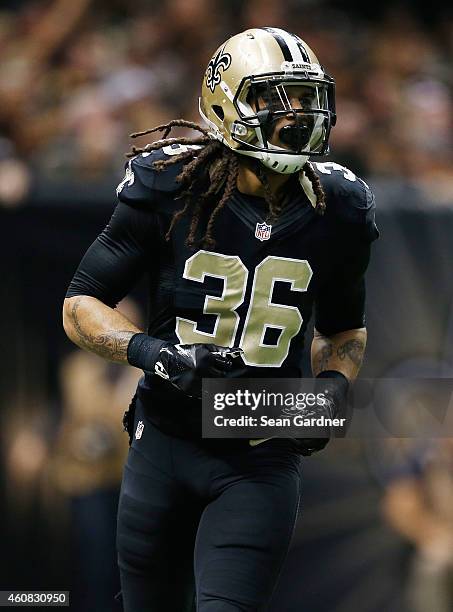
[205,46,232,93]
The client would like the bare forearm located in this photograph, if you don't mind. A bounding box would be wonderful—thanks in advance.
[62,296,142,363]
[311,327,367,381]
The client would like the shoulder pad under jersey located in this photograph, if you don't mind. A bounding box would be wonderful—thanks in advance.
[116,144,202,209]
[310,161,379,242]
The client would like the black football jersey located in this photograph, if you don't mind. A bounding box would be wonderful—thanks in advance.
[67,144,378,437]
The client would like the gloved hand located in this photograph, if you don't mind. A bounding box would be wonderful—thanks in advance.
[154,343,243,398]
[127,333,243,399]
[291,371,350,456]
[292,437,330,456]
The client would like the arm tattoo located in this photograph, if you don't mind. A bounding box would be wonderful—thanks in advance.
[316,343,333,372]
[336,339,365,367]
[70,297,135,361]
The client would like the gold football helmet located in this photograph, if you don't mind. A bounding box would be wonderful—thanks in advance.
[199,27,336,174]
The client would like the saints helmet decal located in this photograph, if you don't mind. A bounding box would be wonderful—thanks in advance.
[205,46,232,93]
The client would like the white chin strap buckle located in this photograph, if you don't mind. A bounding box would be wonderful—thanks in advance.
[261,153,308,174]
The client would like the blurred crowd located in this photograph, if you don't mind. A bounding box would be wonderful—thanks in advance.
[382,439,453,612]
[1,298,143,610]
[1,0,453,206]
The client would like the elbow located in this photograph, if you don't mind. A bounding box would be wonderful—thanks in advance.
[62,297,73,338]
[62,296,80,340]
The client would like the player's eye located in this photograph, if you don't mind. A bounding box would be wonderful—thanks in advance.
[299,96,314,108]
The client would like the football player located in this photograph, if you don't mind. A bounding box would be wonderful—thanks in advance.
[63,27,378,612]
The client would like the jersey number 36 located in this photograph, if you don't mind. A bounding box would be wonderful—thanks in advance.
[176,250,312,367]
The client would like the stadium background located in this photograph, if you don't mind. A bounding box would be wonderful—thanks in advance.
[1,1,453,610]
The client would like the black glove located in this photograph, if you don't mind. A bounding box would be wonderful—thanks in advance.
[292,371,350,456]
[293,437,330,456]
[154,343,243,398]
[127,333,243,399]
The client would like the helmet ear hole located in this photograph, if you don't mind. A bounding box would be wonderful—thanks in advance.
[212,105,224,121]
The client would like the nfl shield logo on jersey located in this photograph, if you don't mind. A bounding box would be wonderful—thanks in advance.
[255,222,272,241]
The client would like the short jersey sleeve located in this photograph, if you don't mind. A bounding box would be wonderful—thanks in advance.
[312,161,379,243]
[115,155,156,205]
[312,162,377,335]
[116,146,201,209]
[314,232,371,336]
[65,201,160,307]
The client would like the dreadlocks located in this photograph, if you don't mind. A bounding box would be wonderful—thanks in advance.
[127,120,326,247]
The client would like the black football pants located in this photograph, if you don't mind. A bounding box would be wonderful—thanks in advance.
[117,401,302,612]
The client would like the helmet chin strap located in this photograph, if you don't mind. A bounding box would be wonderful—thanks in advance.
[238,147,309,174]
[260,146,309,174]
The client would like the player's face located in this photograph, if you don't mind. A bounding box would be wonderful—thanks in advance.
[254,84,318,150]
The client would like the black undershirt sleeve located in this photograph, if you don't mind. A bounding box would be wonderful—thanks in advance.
[314,237,370,336]
[66,202,159,308]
